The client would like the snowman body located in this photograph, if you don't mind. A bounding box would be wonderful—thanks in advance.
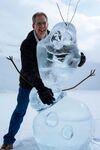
[32,96,93,150]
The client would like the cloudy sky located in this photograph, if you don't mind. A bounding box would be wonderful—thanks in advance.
[0,0,100,62]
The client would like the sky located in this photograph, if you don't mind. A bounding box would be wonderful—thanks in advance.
[0,0,100,63]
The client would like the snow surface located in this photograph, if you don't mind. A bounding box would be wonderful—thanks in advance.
[0,90,100,150]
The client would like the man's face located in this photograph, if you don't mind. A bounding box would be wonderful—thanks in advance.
[33,15,48,40]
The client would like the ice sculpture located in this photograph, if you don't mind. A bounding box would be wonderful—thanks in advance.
[30,22,81,110]
[32,96,93,150]
[36,22,80,90]
[29,22,94,150]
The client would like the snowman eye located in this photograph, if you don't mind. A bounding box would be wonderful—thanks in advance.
[45,112,59,127]
[51,30,62,42]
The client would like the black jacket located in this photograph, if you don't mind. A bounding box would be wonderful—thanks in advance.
[19,30,49,90]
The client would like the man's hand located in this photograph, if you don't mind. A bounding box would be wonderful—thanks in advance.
[38,87,55,105]
[78,52,86,67]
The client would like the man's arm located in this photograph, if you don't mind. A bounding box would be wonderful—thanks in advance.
[20,39,55,105]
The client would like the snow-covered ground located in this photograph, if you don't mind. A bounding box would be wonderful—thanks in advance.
[0,90,100,150]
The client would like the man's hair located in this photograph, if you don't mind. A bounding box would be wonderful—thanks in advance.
[32,12,48,24]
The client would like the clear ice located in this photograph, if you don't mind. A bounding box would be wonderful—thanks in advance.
[29,22,94,150]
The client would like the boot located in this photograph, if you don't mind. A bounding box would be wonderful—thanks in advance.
[0,144,13,150]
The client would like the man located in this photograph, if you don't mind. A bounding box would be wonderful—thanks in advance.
[0,12,55,150]
[0,12,86,150]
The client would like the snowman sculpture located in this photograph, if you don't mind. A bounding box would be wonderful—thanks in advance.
[29,22,94,150]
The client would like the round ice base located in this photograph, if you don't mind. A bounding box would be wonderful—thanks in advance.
[37,142,90,150]
[32,95,94,150]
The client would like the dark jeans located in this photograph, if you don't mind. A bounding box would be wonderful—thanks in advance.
[3,87,31,144]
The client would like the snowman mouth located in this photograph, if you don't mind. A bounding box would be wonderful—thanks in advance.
[46,45,72,55]
[46,45,73,62]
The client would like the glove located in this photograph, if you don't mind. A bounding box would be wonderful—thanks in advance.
[38,87,55,105]
[78,52,86,67]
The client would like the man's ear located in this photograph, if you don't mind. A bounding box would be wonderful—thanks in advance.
[32,24,34,29]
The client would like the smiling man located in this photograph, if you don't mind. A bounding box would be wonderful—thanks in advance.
[32,12,48,40]
[0,12,55,150]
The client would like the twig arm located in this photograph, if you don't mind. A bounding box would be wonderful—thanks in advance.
[6,56,33,87]
[6,56,96,92]
[62,69,95,91]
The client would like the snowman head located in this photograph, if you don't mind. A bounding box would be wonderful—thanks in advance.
[45,22,80,68]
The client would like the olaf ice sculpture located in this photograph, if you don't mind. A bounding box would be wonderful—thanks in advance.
[29,22,94,150]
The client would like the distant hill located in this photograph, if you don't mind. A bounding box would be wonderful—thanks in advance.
[0,56,100,92]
